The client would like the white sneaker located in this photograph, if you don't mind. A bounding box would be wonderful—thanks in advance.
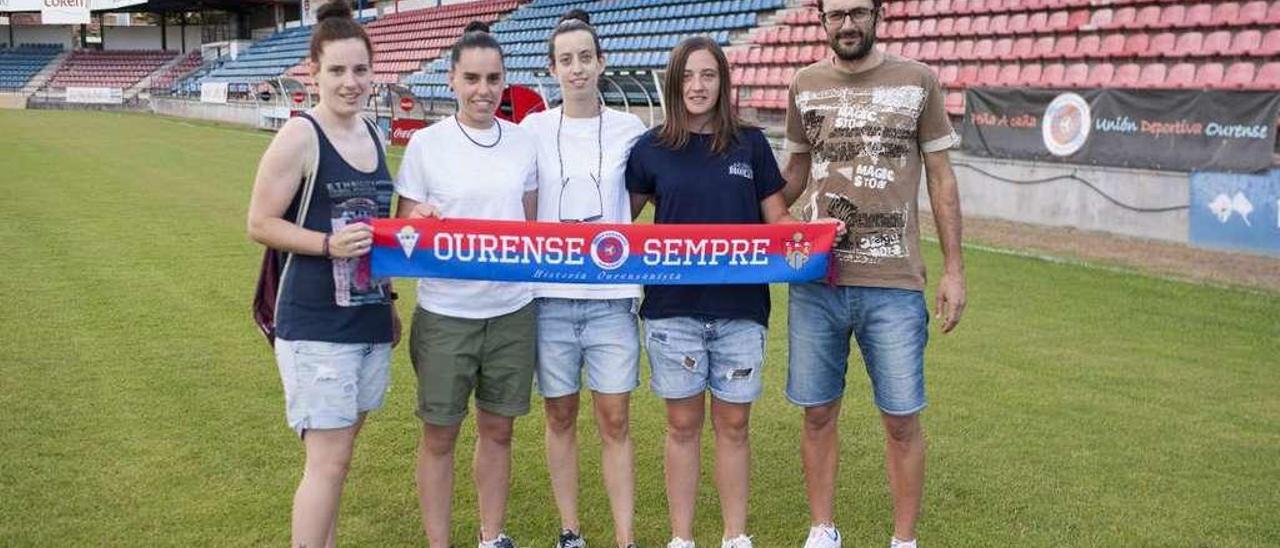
[890,538,917,548]
[721,534,753,548]
[478,533,516,548]
[667,538,695,548]
[803,524,841,548]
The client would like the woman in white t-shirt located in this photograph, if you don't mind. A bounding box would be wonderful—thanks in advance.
[517,10,646,548]
[393,21,538,548]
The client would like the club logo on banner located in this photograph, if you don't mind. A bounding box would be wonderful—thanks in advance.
[371,219,837,285]
[1042,93,1091,157]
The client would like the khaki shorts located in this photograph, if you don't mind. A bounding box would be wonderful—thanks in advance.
[409,304,536,426]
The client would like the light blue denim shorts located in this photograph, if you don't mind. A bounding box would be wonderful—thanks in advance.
[786,283,929,415]
[643,316,767,404]
[535,297,640,398]
[274,338,392,437]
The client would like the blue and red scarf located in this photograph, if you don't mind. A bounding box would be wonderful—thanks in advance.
[371,219,836,285]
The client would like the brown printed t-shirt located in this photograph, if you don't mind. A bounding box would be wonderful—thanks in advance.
[785,54,958,291]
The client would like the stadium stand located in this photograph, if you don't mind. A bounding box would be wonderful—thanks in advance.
[148,51,205,92]
[197,26,313,86]
[0,44,63,91]
[730,0,1280,114]
[286,0,521,89]
[404,0,785,104]
[46,49,179,89]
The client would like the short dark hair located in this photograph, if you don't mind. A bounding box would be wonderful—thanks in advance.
[547,9,602,64]
[309,0,374,63]
[817,0,884,12]
[451,20,503,64]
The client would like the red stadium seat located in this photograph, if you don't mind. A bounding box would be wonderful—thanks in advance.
[887,21,906,38]
[974,39,995,59]
[971,15,991,35]
[956,39,976,59]
[1099,33,1126,58]
[1114,63,1142,87]
[906,0,922,16]
[1229,30,1262,55]
[905,20,922,38]
[1123,33,1151,57]
[778,27,793,44]
[937,40,957,59]
[888,1,907,18]
[977,63,1000,85]
[1258,29,1280,56]
[1028,11,1050,32]
[1238,1,1268,24]
[1063,63,1089,87]
[1012,37,1035,60]
[1202,31,1233,57]
[1041,63,1066,87]
[1053,35,1078,59]
[1212,2,1242,25]
[903,41,922,59]
[1090,8,1114,29]
[1252,62,1280,89]
[919,40,939,60]
[945,91,965,115]
[1008,13,1029,33]
[954,16,973,35]
[1182,3,1213,28]
[1086,63,1116,87]
[996,63,1021,85]
[1110,7,1136,29]
[1173,32,1203,57]
[921,0,939,16]
[1223,62,1256,88]
[958,64,980,86]
[747,48,762,64]
[1046,11,1071,32]
[1159,5,1186,28]
[1145,32,1176,57]
[921,18,938,37]
[1069,35,1098,59]
[799,45,815,62]
[989,14,1010,35]
[953,0,973,14]
[1028,36,1053,60]
[993,38,1015,60]
[1167,62,1196,87]
[1194,63,1225,88]
[806,26,821,43]
[1068,9,1091,30]
[1138,63,1168,87]
[1017,63,1043,86]
[937,17,956,36]
[886,42,905,56]
[938,64,960,86]
[1133,6,1161,29]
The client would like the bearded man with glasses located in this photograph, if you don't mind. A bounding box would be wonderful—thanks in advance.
[777,1,968,547]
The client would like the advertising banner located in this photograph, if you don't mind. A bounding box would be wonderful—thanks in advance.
[963,88,1280,173]
[1189,169,1280,255]
[66,86,122,104]
[200,82,228,104]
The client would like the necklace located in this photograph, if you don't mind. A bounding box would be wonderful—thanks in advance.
[454,114,502,148]
[556,103,605,223]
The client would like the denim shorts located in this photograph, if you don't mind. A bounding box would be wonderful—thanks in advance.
[535,297,640,398]
[274,338,392,437]
[643,316,767,404]
[786,283,929,415]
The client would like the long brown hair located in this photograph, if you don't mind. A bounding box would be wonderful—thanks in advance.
[656,36,749,156]
[308,0,373,63]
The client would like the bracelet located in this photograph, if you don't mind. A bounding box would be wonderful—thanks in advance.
[322,234,331,258]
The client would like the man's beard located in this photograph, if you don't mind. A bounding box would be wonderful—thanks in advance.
[830,29,877,61]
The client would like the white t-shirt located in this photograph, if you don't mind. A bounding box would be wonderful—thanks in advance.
[395,117,538,319]
[520,106,647,300]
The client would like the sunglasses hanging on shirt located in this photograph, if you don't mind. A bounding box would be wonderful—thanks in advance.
[556,104,605,223]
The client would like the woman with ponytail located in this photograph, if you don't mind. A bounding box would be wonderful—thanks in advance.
[246,1,395,546]
[394,20,539,548]
[519,9,645,548]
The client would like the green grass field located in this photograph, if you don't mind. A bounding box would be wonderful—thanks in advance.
[0,109,1276,547]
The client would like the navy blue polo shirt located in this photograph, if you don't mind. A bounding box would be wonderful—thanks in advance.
[625,127,784,326]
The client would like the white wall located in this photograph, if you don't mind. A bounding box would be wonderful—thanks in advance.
[103,25,205,52]
[10,25,74,48]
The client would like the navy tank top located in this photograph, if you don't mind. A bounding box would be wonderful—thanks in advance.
[275,113,395,343]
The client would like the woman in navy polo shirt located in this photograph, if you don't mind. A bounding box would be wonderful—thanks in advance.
[625,36,794,548]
